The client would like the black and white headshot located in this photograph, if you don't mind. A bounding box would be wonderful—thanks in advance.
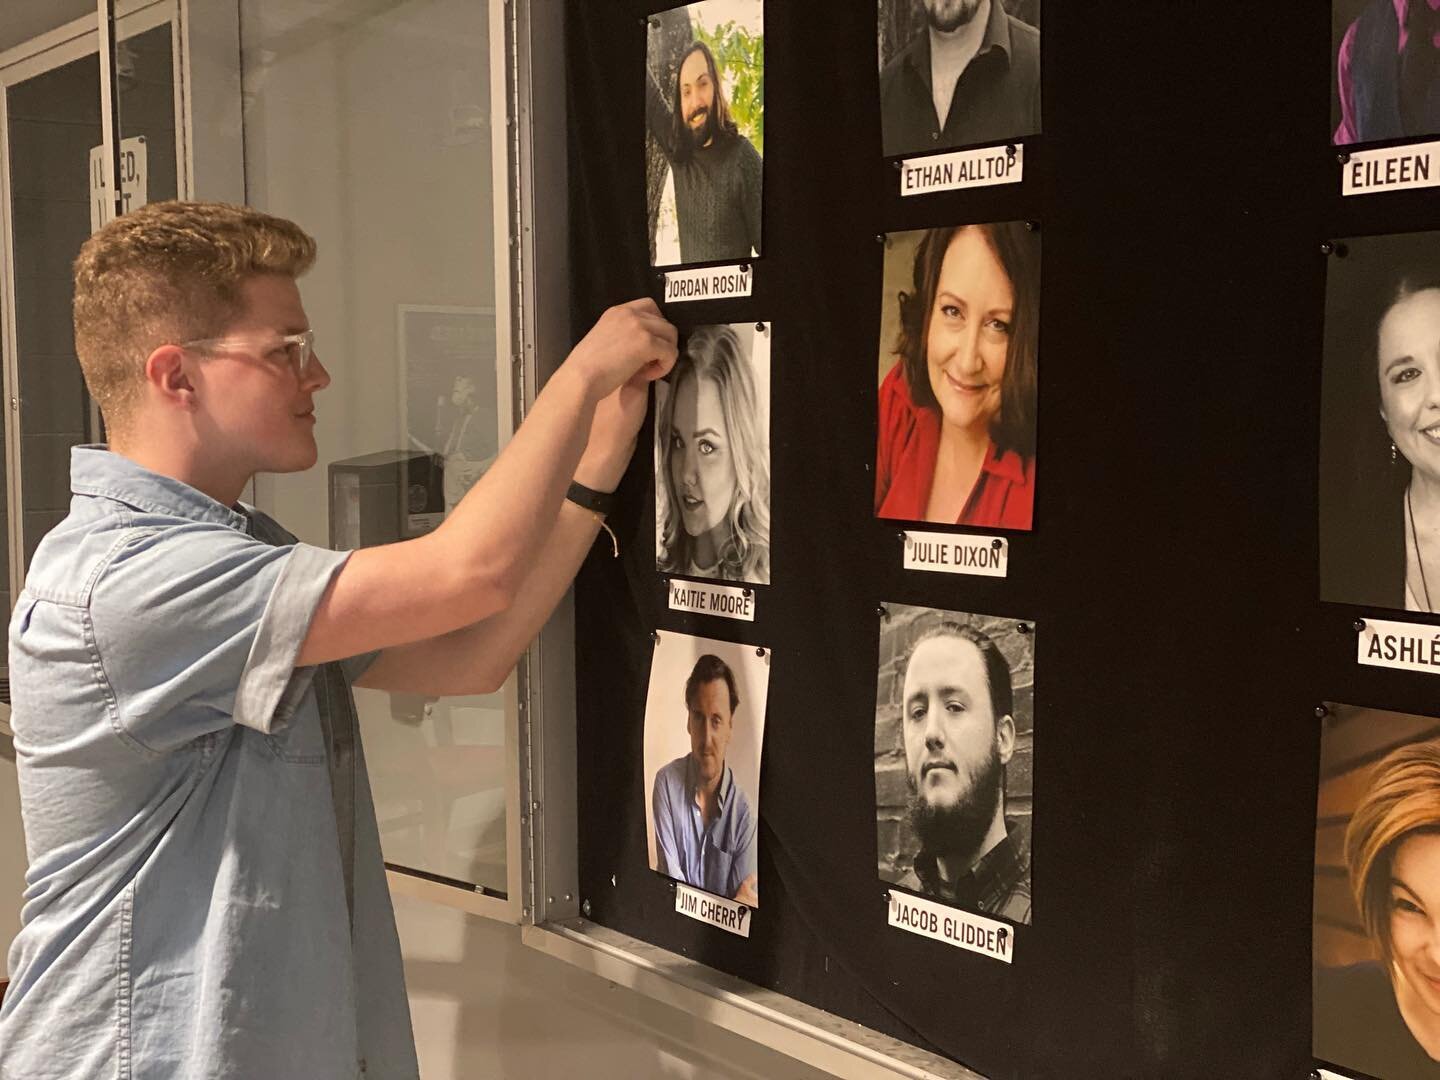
[655,323,771,584]
[645,0,764,267]
[1320,230,1440,611]
[877,0,1041,159]
[874,604,1033,924]
[644,632,770,906]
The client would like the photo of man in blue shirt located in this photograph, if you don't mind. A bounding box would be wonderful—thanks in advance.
[651,654,759,907]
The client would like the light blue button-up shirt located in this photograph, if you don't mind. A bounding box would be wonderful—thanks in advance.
[651,753,756,899]
[0,448,418,1080]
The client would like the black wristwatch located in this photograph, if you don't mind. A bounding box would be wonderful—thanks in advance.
[566,480,618,518]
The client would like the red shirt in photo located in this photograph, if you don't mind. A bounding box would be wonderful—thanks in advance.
[874,362,1035,530]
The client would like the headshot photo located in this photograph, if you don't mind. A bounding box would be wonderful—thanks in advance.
[645,0,764,267]
[1334,0,1440,147]
[1320,230,1440,611]
[874,604,1033,925]
[874,223,1039,531]
[1314,704,1440,1079]
[877,0,1041,159]
[644,633,770,907]
[655,322,771,584]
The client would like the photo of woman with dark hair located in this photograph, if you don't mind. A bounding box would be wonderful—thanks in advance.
[1315,717,1440,1078]
[874,222,1039,530]
[656,323,771,584]
[1334,0,1440,147]
[1320,231,1440,611]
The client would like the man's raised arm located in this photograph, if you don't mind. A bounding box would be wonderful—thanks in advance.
[296,299,676,668]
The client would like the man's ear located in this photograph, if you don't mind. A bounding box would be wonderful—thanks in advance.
[144,345,195,408]
[996,713,1017,765]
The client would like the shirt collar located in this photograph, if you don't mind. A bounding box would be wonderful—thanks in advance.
[70,445,250,531]
[981,443,1029,485]
[685,753,734,808]
[906,0,1014,90]
[913,816,1028,896]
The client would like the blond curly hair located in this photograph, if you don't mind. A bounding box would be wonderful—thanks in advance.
[72,200,316,435]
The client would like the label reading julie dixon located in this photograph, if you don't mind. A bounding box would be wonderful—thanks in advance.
[1357,617,1440,675]
[900,142,1022,197]
[668,579,756,622]
[675,881,751,938]
[887,889,1014,963]
[663,263,752,303]
[1342,139,1440,196]
[903,531,1008,578]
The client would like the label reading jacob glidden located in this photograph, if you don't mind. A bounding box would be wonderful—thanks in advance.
[667,579,756,622]
[903,531,1008,578]
[675,881,751,938]
[900,142,1023,197]
[1357,617,1440,675]
[663,264,752,303]
[1342,139,1440,196]
[888,889,1014,963]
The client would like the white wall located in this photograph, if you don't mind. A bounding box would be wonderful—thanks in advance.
[0,737,25,955]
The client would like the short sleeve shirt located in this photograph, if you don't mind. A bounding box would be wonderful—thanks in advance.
[0,447,418,1080]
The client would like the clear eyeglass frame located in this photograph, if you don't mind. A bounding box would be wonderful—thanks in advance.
[179,329,317,378]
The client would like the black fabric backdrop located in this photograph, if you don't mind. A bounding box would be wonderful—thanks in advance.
[563,2,1440,1076]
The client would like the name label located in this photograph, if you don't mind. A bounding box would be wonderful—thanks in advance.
[675,881,751,937]
[1315,1070,1355,1080]
[887,889,1014,963]
[900,143,1023,197]
[1342,140,1440,196]
[667,579,756,622]
[902,531,1008,577]
[1357,617,1440,675]
[663,264,752,303]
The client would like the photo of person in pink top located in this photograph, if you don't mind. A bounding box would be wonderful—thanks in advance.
[1334,0,1440,145]
[874,222,1039,530]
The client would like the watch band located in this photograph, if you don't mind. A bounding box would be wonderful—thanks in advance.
[566,480,618,518]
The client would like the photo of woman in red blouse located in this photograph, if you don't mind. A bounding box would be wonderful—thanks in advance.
[874,222,1039,530]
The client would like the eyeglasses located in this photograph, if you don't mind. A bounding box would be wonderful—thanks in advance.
[179,329,319,378]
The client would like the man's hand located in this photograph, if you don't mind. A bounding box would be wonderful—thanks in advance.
[567,298,677,401]
[733,874,758,908]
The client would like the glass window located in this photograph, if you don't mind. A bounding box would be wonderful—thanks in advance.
[239,0,507,895]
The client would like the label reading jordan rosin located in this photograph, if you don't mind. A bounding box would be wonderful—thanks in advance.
[887,889,1014,964]
[662,264,752,303]
[674,881,751,938]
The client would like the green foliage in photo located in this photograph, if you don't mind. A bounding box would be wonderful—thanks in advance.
[694,22,763,156]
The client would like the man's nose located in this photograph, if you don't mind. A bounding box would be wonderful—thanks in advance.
[303,351,332,391]
[922,703,945,749]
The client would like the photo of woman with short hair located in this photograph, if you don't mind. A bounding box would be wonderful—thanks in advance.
[655,322,771,584]
[874,221,1039,530]
[1315,715,1440,1078]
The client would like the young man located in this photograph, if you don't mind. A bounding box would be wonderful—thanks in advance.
[895,623,1031,925]
[0,201,676,1079]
